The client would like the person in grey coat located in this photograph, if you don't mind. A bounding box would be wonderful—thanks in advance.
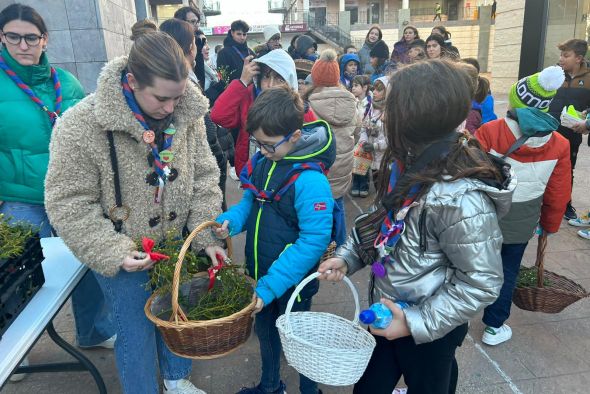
[319,60,516,394]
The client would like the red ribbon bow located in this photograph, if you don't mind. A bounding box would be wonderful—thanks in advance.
[207,253,226,291]
[141,237,170,261]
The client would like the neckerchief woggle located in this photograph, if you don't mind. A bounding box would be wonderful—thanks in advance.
[121,71,174,203]
[0,56,62,127]
[372,160,421,277]
[239,151,327,202]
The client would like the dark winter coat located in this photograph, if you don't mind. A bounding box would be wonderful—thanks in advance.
[216,32,255,82]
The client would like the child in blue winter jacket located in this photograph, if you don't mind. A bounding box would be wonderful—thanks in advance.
[215,86,335,394]
[340,52,361,90]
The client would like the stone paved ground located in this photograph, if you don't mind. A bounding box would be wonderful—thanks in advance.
[5,97,590,393]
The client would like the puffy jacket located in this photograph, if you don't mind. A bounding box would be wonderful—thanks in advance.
[481,93,498,124]
[476,108,571,242]
[216,32,255,82]
[217,120,336,305]
[335,168,516,344]
[358,41,376,75]
[211,49,316,175]
[45,56,222,277]
[0,47,85,205]
[308,86,358,198]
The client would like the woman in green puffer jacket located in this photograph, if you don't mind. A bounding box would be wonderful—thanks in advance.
[0,3,115,363]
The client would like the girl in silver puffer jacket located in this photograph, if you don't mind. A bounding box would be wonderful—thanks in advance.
[319,60,516,394]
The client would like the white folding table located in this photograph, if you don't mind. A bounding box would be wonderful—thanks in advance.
[0,237,106,392]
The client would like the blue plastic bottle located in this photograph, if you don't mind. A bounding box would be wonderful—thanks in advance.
[359,301,410,329]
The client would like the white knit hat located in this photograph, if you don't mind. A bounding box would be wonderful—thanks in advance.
[264,25,281,41]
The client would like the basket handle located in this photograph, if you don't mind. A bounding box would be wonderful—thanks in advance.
[535,232,548,288]
[170,221,233,324]
[283,271,361,332]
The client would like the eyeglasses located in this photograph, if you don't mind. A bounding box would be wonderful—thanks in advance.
[186,18,200,26]
[250,132,293,153]
[1,31,44,47]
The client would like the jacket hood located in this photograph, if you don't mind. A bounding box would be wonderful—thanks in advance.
[309,86,357,126]
[296,35,315,55]
[375,75,390,89]
[514,107,559,136]
[340,53,360,77]
[93,56,208,142]
[283,119,336,170]
[253,49,298,91]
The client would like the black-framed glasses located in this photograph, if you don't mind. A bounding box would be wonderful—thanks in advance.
[1,31,44,47]
[250,132,293,153]
[186,18,200,26]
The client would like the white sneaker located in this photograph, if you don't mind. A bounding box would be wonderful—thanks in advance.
[229,166,239,181]
[163,379,206,394]
[78,334,116,349]
[482,324,512,346]
[9,356,29,382]
[578,229,590,240]
[568,212,590,227]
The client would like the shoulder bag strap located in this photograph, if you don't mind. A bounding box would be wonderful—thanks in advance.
[106,131,124,233]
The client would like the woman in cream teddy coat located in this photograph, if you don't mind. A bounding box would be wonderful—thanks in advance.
[45,30,222,394]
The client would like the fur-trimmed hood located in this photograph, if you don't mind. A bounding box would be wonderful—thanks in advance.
[93,56,209,142]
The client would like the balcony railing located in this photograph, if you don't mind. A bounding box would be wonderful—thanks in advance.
[202,0,221,16]
[268,0,288,13]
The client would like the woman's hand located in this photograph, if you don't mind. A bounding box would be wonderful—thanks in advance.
[370,298,411,340]
[205,245,227,266]
[240,56,259,86]
[121,251,154,272]
[317,257,348,281]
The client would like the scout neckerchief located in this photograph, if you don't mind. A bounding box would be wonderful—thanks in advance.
[239,151,326,202]
[0,55,62,127]
[121,71,175,203]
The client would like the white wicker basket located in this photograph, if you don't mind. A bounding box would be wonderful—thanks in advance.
[276,272,376,386]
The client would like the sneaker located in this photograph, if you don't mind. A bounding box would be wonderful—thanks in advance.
[78,334,116,349]
[568,211,590,227]
[351,189,360,197]
[9,356,29,382]
[359,190,369,198]
[578,229,590,240]
[482,324,512,346]
[237,381,286,394]
[564,203,578,221]
[229,166,239,181]
[163,379,206,394]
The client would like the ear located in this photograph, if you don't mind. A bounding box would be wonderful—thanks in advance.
[576,54,585,65]
[126,73,138,90]
[290,129,302,143]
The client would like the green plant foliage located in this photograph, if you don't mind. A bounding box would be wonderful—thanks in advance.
[0,214,37,260]
[148,230,253,321]
[516,266,552,288]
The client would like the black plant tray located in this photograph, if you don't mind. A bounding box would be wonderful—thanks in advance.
[0,235,45,339]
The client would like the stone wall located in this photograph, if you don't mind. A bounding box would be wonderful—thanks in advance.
[0,0,137,93]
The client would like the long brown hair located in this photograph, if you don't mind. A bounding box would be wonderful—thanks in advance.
[127,21,188,88]
[376,60,502,209]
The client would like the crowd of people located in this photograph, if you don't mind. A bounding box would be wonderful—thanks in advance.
[1,2,588,394]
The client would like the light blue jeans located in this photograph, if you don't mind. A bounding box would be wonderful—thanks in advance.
[0,201,114,346]
[94,269,192,393]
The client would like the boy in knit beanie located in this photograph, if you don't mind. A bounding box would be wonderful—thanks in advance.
[369,40,396,82]
[475,65,571,346]
[307,49,359,245]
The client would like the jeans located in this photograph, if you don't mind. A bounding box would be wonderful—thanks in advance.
[333,197,347,247]
[482,242,528,328]
[255,294,318,394]
[0,201,114,346]
[351,174,369,193]
[94,270,192,394]
[353,323,468,394]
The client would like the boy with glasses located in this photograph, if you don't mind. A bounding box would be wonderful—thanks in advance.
[214,86,335,394]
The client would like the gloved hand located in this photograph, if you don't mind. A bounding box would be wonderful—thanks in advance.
[362,142,375,153]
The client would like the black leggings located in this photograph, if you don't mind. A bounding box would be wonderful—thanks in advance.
[353,323,469,394]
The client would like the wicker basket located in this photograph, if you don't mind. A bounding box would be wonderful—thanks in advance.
[276,272,376,386]
[320,241,336,263]
[512,233,588,313]
[144,221,256,359]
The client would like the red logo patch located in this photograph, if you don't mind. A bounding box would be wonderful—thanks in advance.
[314,202,327,211]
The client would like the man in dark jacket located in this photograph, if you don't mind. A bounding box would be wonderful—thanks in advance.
[548,38,590,220]
[216,20,255,83]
